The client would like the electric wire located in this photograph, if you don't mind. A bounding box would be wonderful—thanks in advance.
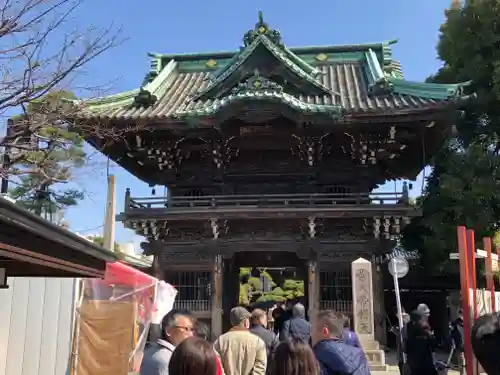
[74,224,104,233]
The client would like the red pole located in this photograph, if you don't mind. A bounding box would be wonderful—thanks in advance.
[483,237,496,312]
[466,229,480,375]
[466,229,478,320]
[457,226,474,375]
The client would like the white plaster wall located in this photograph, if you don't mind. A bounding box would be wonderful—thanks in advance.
[0,277,79,375]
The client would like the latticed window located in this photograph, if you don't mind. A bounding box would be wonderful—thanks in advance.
[168,271,212,312]
[319,269,352,314]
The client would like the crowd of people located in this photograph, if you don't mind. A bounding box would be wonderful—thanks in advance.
[392,303,500,375]
[140,301,370,375]
[140,299,500,375]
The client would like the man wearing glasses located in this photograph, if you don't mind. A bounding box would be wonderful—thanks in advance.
[141,308,195,375]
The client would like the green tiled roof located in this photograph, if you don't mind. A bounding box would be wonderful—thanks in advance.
[77,14,471,122]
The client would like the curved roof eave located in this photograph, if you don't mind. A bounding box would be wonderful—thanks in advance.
[174,91,344,119]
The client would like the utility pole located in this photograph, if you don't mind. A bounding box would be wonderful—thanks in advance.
[103,175,116,251]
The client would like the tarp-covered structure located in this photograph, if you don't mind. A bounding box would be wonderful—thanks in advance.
[71,261,176,375]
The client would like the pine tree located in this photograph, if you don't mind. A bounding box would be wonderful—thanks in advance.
[8,91,86,217]
[88,235,122,254]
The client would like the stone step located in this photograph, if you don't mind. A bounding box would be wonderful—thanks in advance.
[361,340,380,350]
[364,349,386,368]
[369,365,388,371]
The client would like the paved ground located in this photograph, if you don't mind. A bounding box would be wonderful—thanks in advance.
[378,351,479,374]
[373,370,463,375]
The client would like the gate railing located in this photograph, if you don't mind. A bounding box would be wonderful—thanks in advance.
[173,299,211,312]
[125,191,408,211]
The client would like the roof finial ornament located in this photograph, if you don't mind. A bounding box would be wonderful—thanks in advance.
[243,10,282,47]
[254,10,268,34]
[258,10,264,24]
[451,0,461,9]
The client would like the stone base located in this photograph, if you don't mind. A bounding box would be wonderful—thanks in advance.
[361,339,380,350]
[369,364,388,372]
[364,349,386,372]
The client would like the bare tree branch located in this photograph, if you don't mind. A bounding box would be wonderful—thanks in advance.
[0,0,125,191]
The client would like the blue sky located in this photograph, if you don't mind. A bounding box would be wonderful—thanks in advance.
[61,0,452,246]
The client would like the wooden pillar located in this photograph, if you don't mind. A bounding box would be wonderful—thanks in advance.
[211,254,223,339]
[371,257,387,345]
[222,256,238,334]
[307,259,319,326]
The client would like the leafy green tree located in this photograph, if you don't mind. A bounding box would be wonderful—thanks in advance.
[8,91,86,216]
[282,279,305,300]
[239,267,251,282]
[402,0,500,273]
[403,145,500,271]
[239,283,251,305]
[257,287,286,303]
[88,235,122,254]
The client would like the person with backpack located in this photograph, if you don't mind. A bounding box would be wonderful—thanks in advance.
[279,303,311,344]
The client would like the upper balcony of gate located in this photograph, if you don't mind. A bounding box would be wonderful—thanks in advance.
[118,183,418,222]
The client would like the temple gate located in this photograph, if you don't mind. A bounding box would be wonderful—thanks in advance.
[75,12,471,369]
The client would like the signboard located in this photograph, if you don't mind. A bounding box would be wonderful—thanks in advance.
[240,125,274,136]
[388,257,409,279]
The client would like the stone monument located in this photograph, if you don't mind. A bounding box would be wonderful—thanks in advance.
[351,257,386,371]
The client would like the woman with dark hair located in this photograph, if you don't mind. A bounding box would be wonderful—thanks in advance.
[405,310,438,375]
[271,338,320,375]
[169,336,221,375]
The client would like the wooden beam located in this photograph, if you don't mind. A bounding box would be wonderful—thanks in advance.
[0,242,105,277]
[119,206,420,222]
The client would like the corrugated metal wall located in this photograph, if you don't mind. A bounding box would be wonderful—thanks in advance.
[0,277,78,375]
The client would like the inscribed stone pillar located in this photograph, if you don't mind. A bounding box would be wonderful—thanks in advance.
[351,257,386,370]
[352,257,375,342]
[211,254,223,339]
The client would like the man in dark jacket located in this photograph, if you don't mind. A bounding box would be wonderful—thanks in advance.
[250,308,279,356]
[274,300,293,336]
[450,311,465,375]
[312,310,370,375]
[279,303,311,344]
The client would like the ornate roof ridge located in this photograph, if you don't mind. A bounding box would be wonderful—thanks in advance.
[363,47,471,100]
[174,86,344,120]
[77,89,139,109]
[79,60,179,110]
[389,78,472,99]
[192,11,331,101]
[193,35,331,101]
[146,40,399,62]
